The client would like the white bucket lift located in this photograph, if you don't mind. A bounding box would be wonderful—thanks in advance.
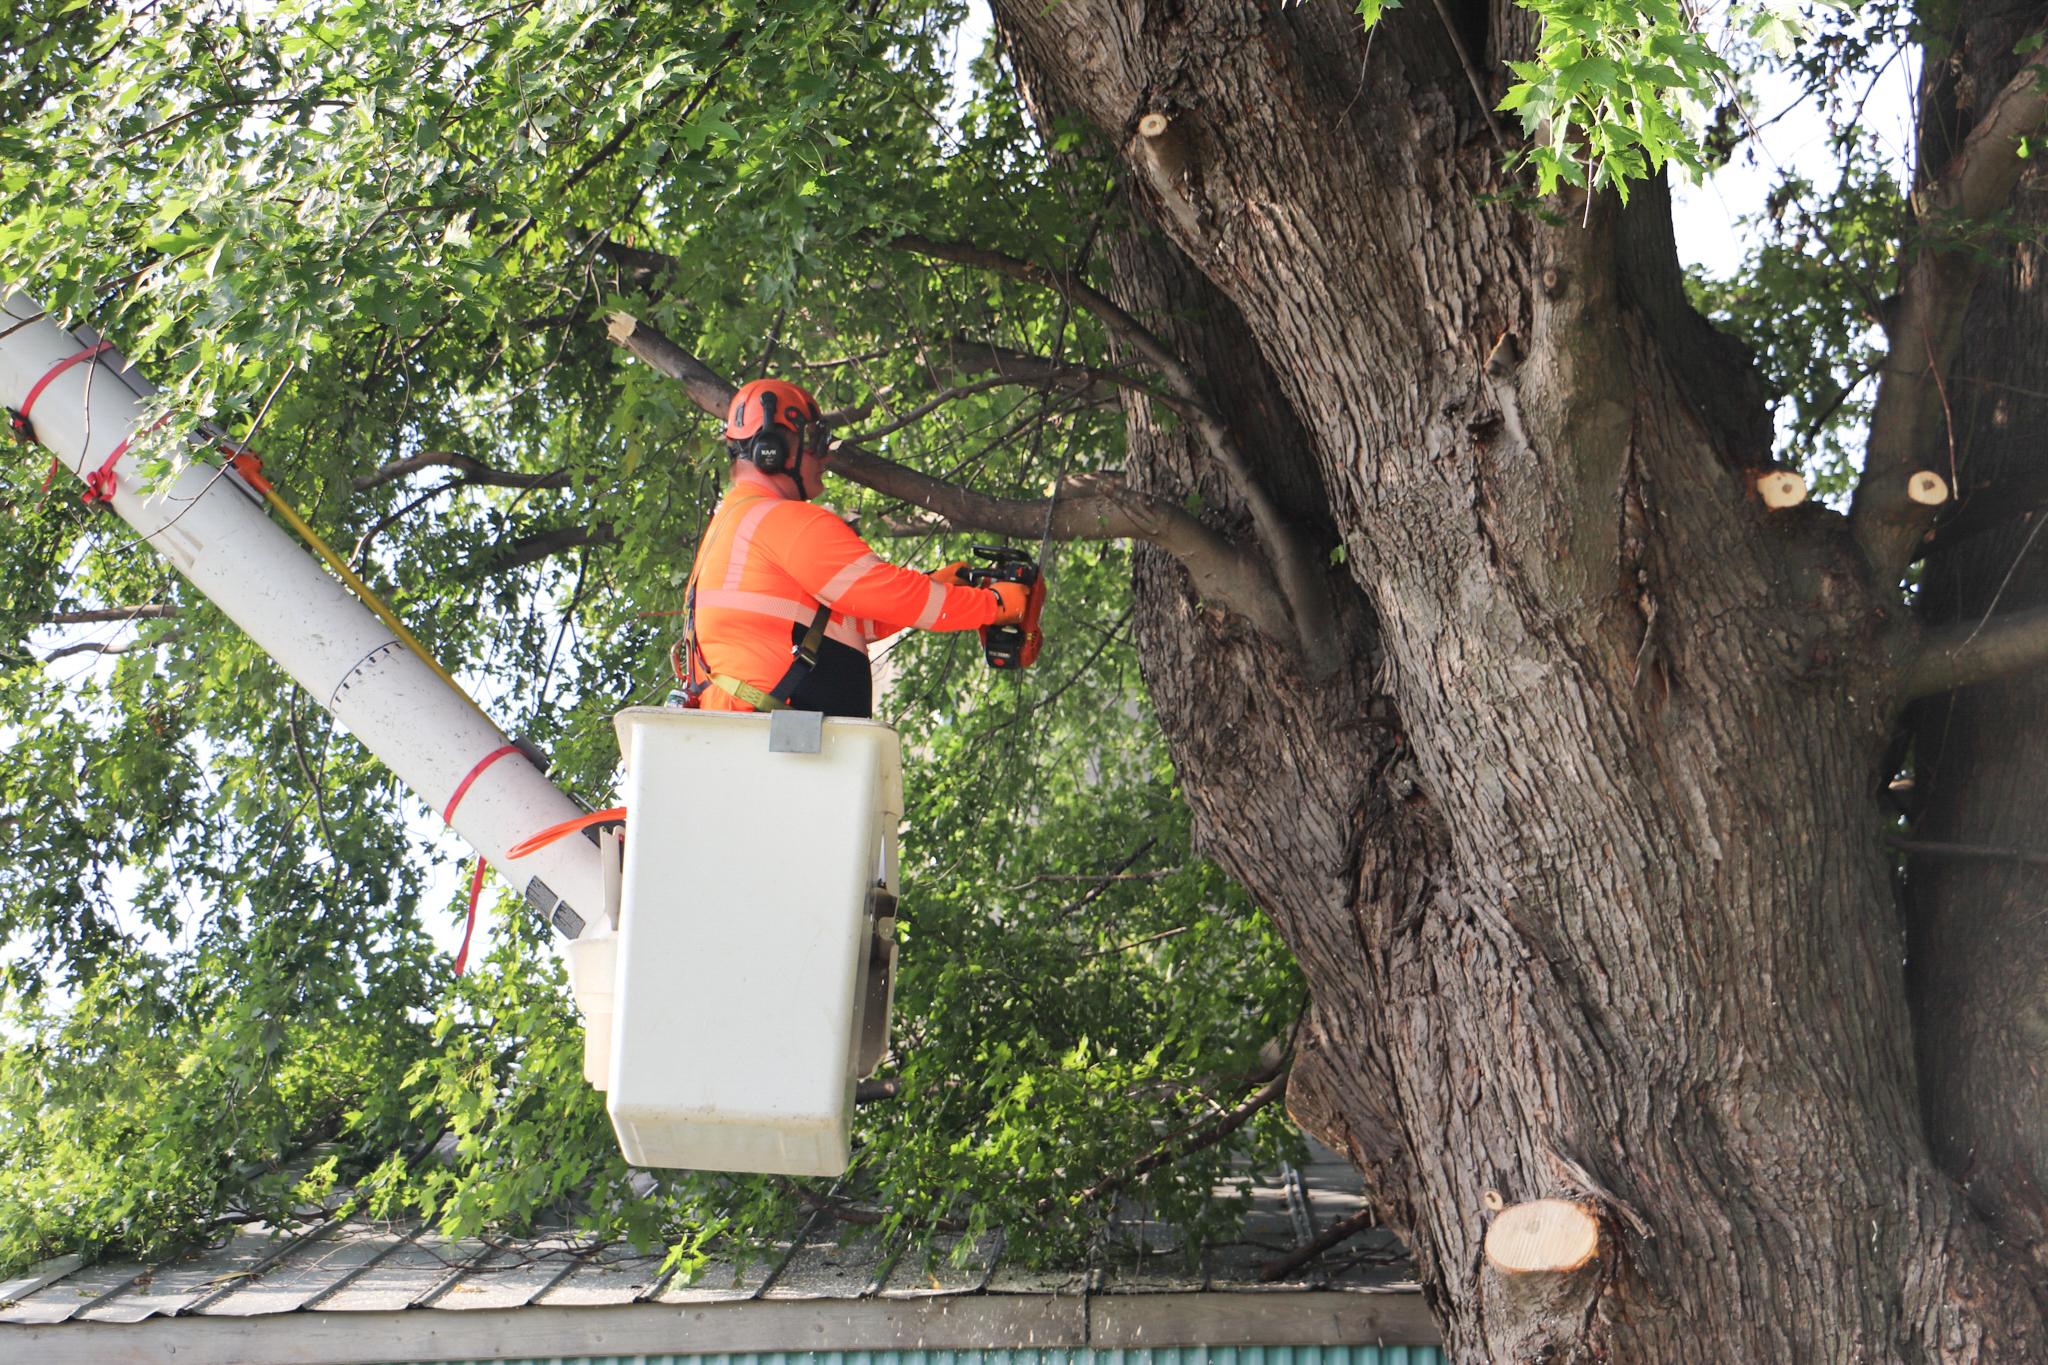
[565,708,902,1178]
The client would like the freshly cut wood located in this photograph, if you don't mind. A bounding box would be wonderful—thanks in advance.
[1137,111,1171,138]
[1757,470,1808,509]
[1485,1199,1602,1275]
[1907,470,1950,505]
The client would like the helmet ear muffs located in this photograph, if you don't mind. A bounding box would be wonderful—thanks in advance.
[746,430,795,474]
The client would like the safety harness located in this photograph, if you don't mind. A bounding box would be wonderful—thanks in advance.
[677,576,833,713]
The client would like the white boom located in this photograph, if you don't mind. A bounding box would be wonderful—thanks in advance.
[2,292,605,942]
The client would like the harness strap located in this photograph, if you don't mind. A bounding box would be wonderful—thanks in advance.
[707,601,832,712]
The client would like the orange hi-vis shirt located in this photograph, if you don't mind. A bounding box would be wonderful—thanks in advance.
[686,464,1002,711]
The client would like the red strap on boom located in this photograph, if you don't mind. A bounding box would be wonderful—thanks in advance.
[81,434,135,504]
[440,743,522,977]
[78,414,171,506]
[455,858,487,977]
[13,342,114,442]
[442,742,522,823]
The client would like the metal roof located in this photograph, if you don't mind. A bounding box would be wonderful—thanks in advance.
[0,1143,1434,1364]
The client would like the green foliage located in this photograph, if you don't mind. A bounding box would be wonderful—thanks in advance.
[0,0,1298,1279]
[1496,0,1730,199]
[1684,1,1912,496]
[0,0,1924,1281]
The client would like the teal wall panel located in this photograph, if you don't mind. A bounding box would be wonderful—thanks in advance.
[427,1350,1446,1365]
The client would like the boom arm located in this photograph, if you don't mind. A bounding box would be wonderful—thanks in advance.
[2,291,605,943]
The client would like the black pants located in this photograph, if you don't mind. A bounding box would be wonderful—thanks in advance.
[784,622,873,718]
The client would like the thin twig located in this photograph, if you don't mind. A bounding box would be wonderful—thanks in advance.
[38,605,178,624]
[1078,924,1191,959]
[287,700,339,854]
[1426,0,1508,149]
[45,632,183,663]
[352,450,572,494]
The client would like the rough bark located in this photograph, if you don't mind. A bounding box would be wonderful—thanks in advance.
[1907,0,2048,1272]
[990,0,2048,1357]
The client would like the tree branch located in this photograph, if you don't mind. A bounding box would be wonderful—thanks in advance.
[1259,1204,1381,1282]
[893,234,1339,674]
[1045,1062,1290,1214]
[352,450,573,494]
[1850,37,2048,577]
[1923,470,2048,558]
[603,313,1300,640]
[594,235,686,286]
[843,370,1119,445]
[45,632,183,663]
[39,605,178,624]
[922,337,1130,401]
[781,1178,967,1233]
[470,523,617,578]
[1905,603,2048,699]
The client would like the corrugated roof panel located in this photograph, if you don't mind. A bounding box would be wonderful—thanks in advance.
[190,1221,388,1317]
[875,1231,1003,1298]
[433,1237,605,1312]
[530,1245,665,1307]
[760,1223,899,1300]
[652,1246,788,1304]
[312,1232,487,1312]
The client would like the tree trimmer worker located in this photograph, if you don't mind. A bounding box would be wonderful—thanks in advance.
[677,378,1030,718]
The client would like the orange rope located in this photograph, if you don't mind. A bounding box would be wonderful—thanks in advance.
[506,806,626,859]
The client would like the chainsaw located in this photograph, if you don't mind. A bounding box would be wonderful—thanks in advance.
[959,545,1046,670]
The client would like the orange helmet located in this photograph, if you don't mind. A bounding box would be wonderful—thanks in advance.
[724,378,827,477]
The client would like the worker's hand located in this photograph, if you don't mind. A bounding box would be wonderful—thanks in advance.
[988,581,1030,626]
[929,560,970,588]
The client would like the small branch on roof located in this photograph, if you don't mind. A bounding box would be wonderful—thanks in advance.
[38,605,178,624]
[782,1179,967,1232]
[353,450,573,494]
[603,314,1302,642]
[1259,1204,1381,1282]
[1049,1061,1290,1214]
[1849,36,2048,578]
[1904,603,2048,699]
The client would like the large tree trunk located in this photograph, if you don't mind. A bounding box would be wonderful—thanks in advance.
[992,0,2048,1356]
[1908,0,2048,1272]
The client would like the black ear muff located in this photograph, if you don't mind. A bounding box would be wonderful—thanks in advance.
[748,429,795,473]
